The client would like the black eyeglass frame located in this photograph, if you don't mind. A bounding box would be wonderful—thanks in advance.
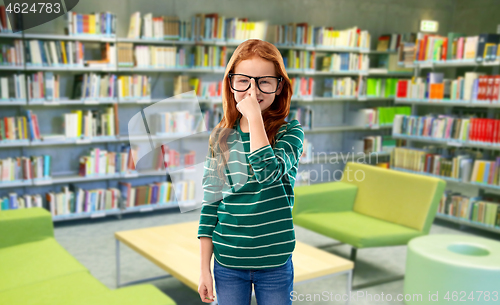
[228,73,283,94]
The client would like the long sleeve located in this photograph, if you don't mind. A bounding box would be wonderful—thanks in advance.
[197,150,224,239]
[247,120,304,186]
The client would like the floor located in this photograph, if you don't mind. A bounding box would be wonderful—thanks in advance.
[53,208,500,305]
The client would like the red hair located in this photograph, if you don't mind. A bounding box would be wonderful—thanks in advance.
[208,39,293,179]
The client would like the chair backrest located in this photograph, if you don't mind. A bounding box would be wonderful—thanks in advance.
[340,162,446,233]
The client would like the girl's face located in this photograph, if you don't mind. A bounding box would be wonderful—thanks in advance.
[231,56,283,112]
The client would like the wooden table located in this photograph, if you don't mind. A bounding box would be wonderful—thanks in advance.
[115,221,354,305]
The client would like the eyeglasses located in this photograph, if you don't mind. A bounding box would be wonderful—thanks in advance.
[228,73,283,94]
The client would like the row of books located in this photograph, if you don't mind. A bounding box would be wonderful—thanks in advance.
[362,136,396,154]
[0,76,20,100]
[0,41,23,66]
[362,78,399,98]
[399,33,500,63]
[1,178,196,213]
[66,12,117,36]
[73,73,117,100]
[395,72,493,101]
[0,155,51,183]
[287,106,312,130]
[48,186,120,216]
[120,180,195,208]
[392,114,500,144]
[0,116,31,141]
[0,6,12,33]
[154,111,205,134]
[283,50,315,71]
[118,75,151,99]
[376,33,417,52]
[127,12,268,42]
[267,25,371,49]
[192,14,267,42]
[128,13,184,40]
[1,193,44,211]
[348,106,410,127]
[1,72,154,101]
[125,11,373,49]
[439,191,500,227]
[26,40,86,67]
[321,53,369,71]
[322,77,356,97]
[159,146,196,170]
[0,74,26,100]
[79,146,137,177]
[291,77,314,98]
[391,146,500,188]
[64,107,117,138]
[119,44,228,68]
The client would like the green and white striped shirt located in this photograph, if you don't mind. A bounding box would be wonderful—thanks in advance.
[197,118,304,269]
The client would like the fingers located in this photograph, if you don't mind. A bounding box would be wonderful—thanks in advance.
[249,78,257,97]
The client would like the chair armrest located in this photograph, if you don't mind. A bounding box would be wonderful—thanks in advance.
[0,207,54,249]
[292,181,358,218]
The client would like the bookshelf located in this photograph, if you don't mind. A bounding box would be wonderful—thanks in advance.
[391,34,500,233]
[0,14,407,221]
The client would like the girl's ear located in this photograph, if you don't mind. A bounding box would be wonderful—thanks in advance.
[275,79,284,95]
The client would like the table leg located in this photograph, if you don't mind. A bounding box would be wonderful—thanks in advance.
[116,239,120,288]
[346,270,352,305]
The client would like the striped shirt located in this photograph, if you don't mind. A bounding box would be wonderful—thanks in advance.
[197,118,304,269]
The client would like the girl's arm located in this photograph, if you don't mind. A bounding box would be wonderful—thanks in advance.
[200,236,214,272]
[248,119,304,186]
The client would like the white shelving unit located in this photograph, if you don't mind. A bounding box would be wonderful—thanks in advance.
[392,56,500,234]
[0,28,404,221]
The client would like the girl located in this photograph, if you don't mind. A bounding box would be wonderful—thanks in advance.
[197,39,304,305]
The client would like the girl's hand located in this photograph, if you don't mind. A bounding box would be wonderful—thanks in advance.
[198,270,216,303]
[236,78,262,121]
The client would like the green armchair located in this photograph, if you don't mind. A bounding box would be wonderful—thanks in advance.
[292,162,446,289]
[0,208,176,305]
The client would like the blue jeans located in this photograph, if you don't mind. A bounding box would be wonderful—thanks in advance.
[213,255,294,305]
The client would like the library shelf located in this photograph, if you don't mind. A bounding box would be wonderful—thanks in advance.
[435,213,500,234]
[409,60,500,69]
[0,139,30,147]
[121,200,197,215]
[0,180,32,189]
[0,33,22,38]
[121,202,180,214]
[52,208,122,222]
[292,70,368,76]
[0,100,27,106]
[392,134,500,151]
[23,33,116,42]
[395,98,500,108]
[30,136,121,147]
[358,96,395,102]
[116,67,225,73]
[25,65,117,72]
[367,70,413,77]
[305,124,392,133]
[299,150,391,164]
[367,50,398,55]
[117,37,195,45]
[392,167,500,191]
[28,99,119,106]
[51,200,197,222]
[0,65,24,70]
